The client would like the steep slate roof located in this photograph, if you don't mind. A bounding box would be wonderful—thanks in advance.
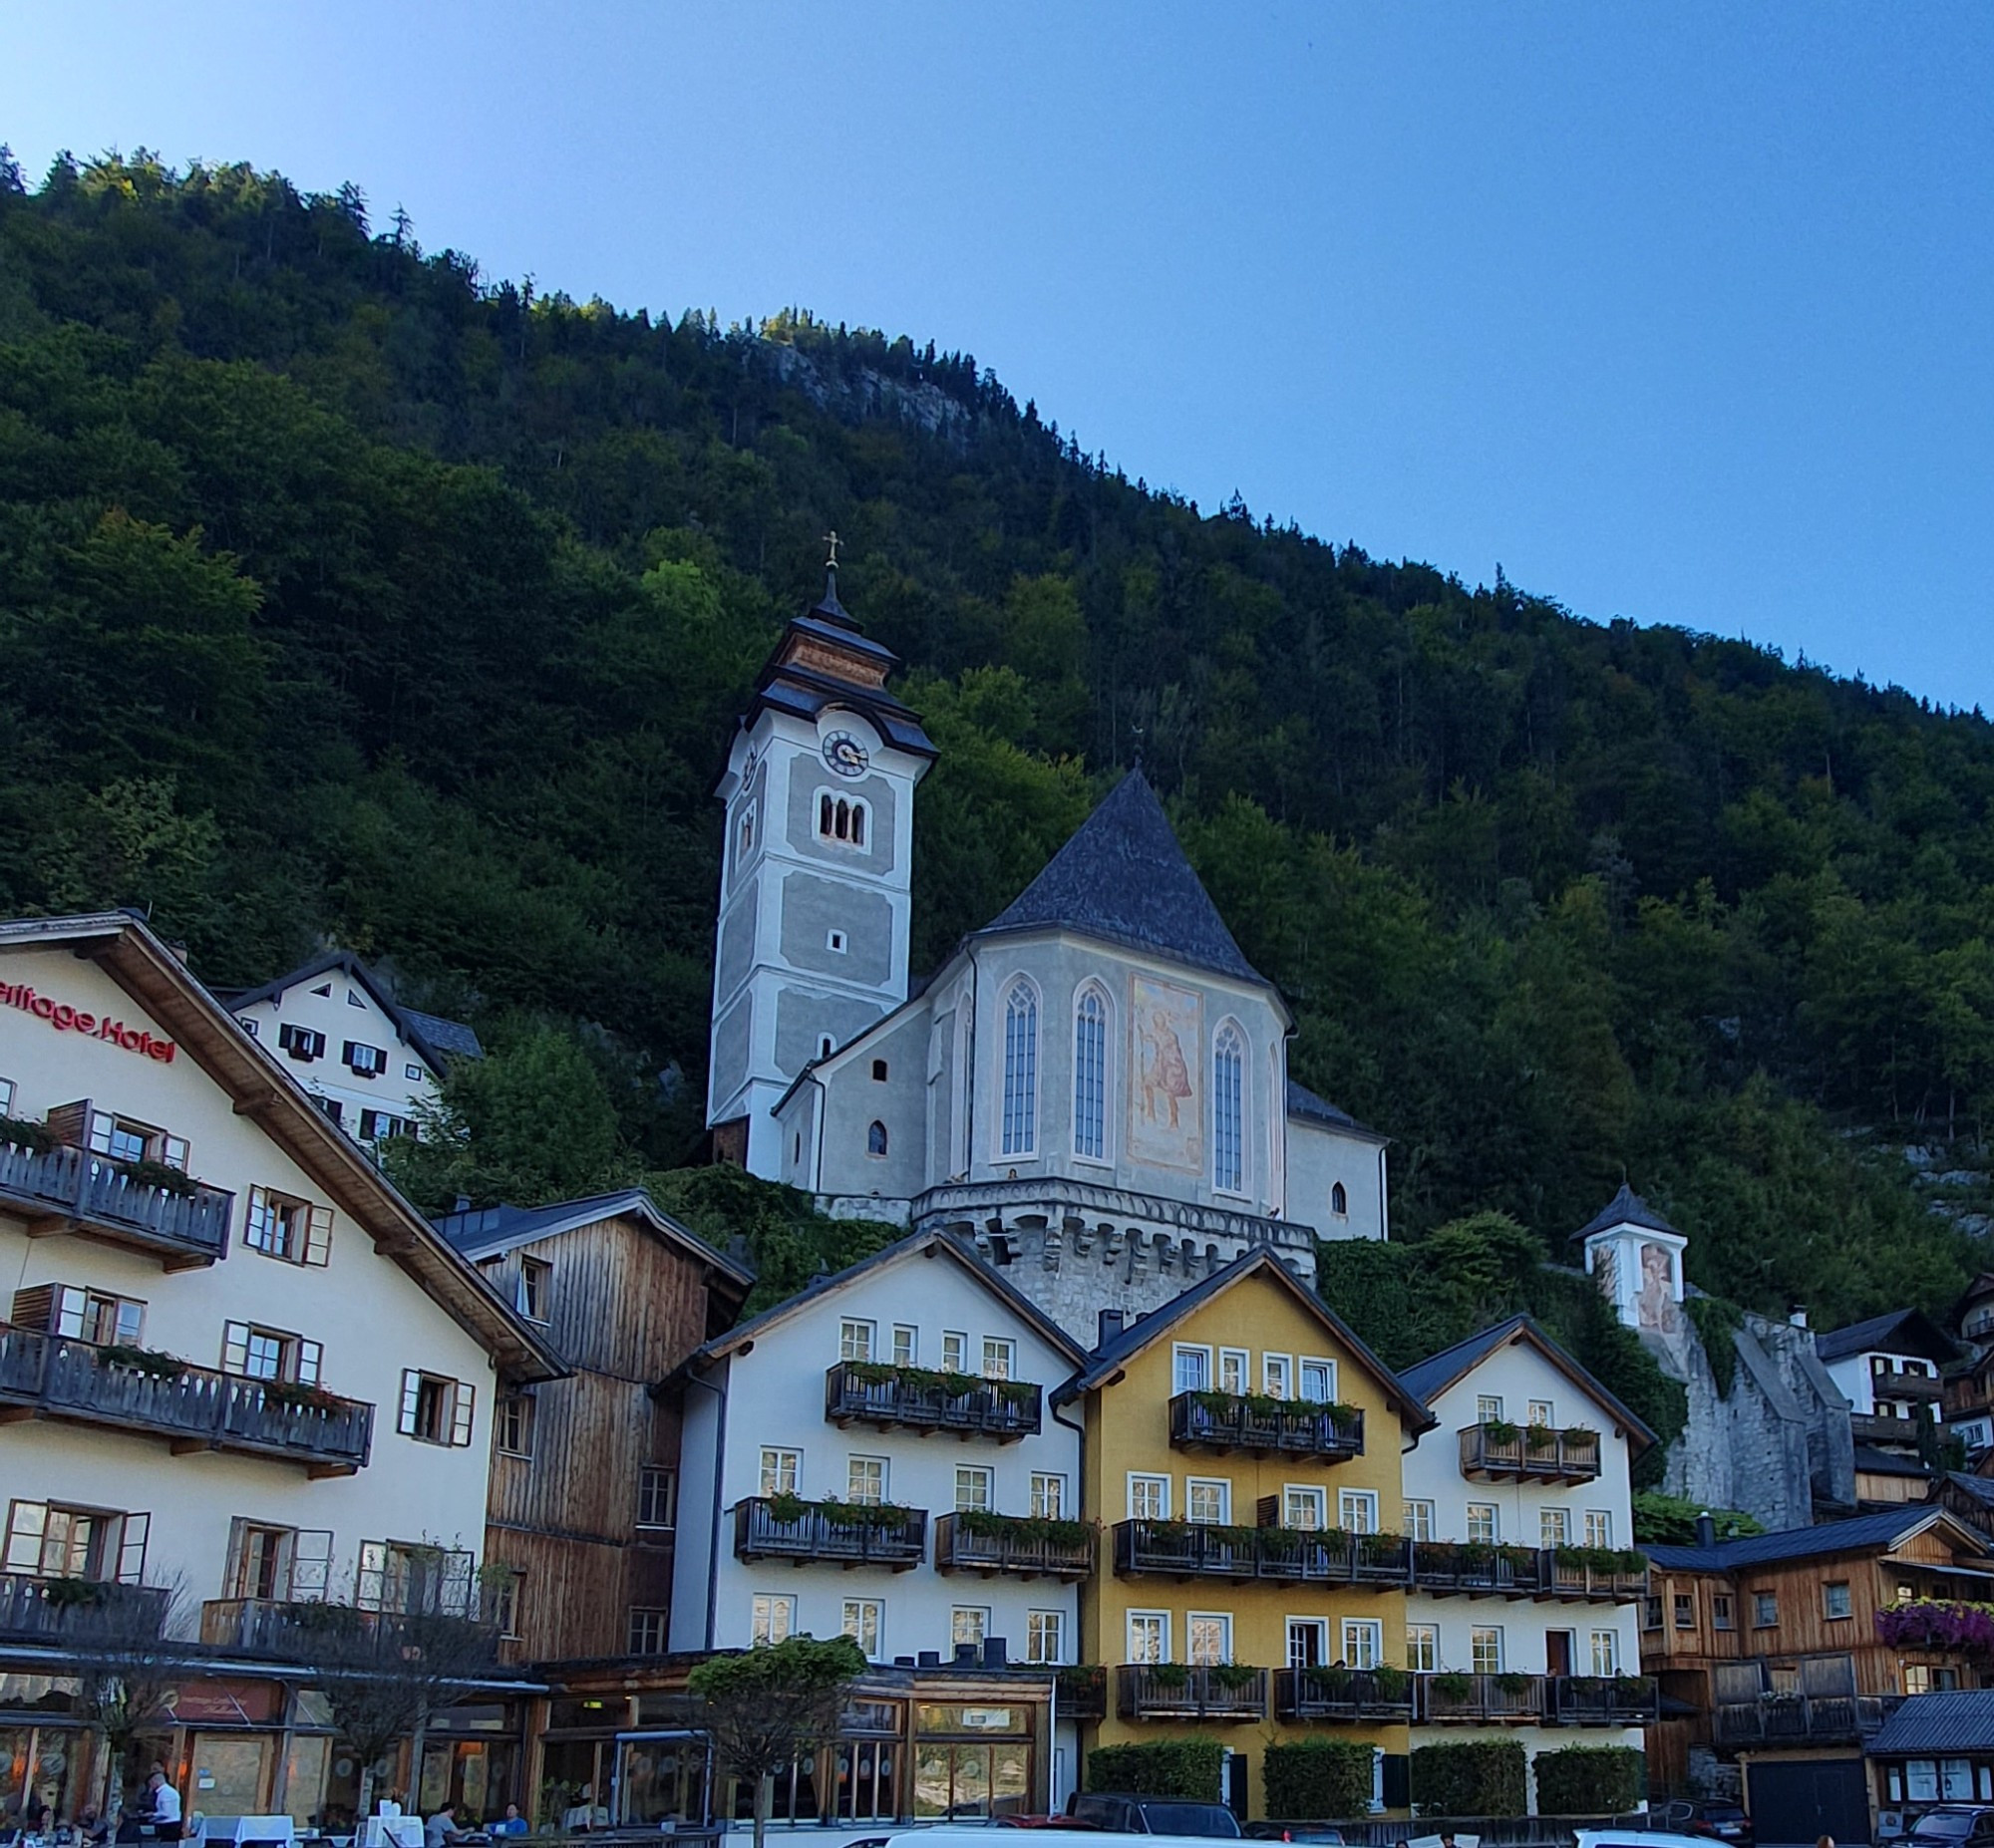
[1852,1444,1932,1480]
[1816,1307,1958,1367]
[1568,1182,1683,1244]
[223,948,484,1071]
[979,770,1267,987]
[1643,1505,1984,1572]
[435,1189,753,1292]
[1945,1472,1994,1509]
[1286,1080,1382,1139]
[1051,1247,1434,1431]
[1396,1314,1659,1453]
[1868,1691,1994,1755]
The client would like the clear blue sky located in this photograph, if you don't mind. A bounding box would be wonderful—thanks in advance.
[7,2,1992,709]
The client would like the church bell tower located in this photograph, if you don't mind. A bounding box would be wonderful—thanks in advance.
[707,542,936,1176]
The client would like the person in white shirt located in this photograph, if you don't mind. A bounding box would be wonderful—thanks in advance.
[138,1773,181,1844]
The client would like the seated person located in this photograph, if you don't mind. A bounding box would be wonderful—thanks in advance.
[489,1808,528,1838]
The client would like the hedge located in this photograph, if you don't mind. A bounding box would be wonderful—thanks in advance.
[1409,1739,1527,1817]
[1084,1738,1225,1799]
[1531,1745,1644,1815]
[1264,1738,1375,1819]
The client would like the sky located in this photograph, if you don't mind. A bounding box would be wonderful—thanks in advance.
[6,2,1993,709]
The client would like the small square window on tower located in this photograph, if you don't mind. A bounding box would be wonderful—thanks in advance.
[827,930,847,954]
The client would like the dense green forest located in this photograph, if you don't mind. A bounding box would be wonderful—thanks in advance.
[3,150,1992,1327]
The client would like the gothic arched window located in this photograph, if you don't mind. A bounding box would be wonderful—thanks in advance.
[1074,986,1109,1160]
[1212,1023,1245,1194]
[1001,981,1038,1157]
[867,1120,888,1157]
[1331,1181,1348,1217]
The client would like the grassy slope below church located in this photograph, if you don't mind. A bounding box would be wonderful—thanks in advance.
[1,152,1990,1326]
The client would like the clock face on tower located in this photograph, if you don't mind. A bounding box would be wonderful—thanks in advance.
[823,731,870,778]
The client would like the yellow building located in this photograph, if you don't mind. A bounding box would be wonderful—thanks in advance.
[1055,1250,1434,1815]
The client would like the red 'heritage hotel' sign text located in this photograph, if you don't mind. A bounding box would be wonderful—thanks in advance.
[0,983,177,1063]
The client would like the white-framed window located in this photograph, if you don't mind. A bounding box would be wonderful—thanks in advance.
[1074,984,1111,1160]
[244,1187,332,1266]
[1466,1502,1497,1544]
[1129,1474,1169,1521]
[1341,1618,1383,1670]
[1527,1398,1554,1426]
[1825,1581,1853,1620]
[35,1284,145,1348]
[842,1598,883,1658]
[637,1465,676,1529]
[941,1331,969,1372]
[3,1500,148,1583]
[1286,1618,1329,1670]
[1001,979,1039,1156]
[224,1321,322,1386]
[817,791,870,847]
[751,1593,796,1646]
[1403,1499,1436,1542]
[839,1318,875,1362]
[1338,1489,1378,1535]
[277,1023,325,1064]
[1027,1609,1066,1665]
[1477,1394,1504,1422]
[1285,1486,1327,1531]
[1471,1626,1503,1673]
[1031,1473,1067,1519]
[760,1447,801,1496]
[1186,1479,1230,1525]
[1583,1509,1613,1548]
[1187,1612,1232,1665]
[629,1607,668,1655]
[828,930,847,955]
[0,1078,13,1114]
[1407,1623,1439,1672]
[1589,1629,1621,1675]
[222,1518,330,1603]
[951,1606,989,1649]
[1127,1610,1168,1664]
[397,1369,473,1445]
[1300,1358,1337,1403]
[1173,1345,1212,1393]
[981,1337,1015,1380]
[1212,1022,1246,1193]
[818,1034,834,1060]
[342,1041,385,1077]
[1217,1348,1249,1394]
[1262,1354,1292,1399]
[955,1466,993,1512]
[405,1062,423,1081]
[497,1391,534,1458]
[1541,1507,1571,1547]
[847,1456,886,1504]
[891,1325,917,1366]
[517,1256,551,1322]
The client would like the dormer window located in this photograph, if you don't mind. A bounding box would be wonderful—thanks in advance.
[817,793,868,847]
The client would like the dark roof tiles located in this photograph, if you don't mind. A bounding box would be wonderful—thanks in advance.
[1868,1691,1994,1756]
[1816,1307,1958,1366]
[1569,1182,1682,1244]
[1643,1506,1969,1571]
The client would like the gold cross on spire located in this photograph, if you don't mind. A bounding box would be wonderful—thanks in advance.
[824,529,842,568]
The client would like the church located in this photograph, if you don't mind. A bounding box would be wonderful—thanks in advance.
[706,563,1388,1339]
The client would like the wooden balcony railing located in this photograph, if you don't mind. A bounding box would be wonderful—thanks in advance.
[1419,1673,1547,1724]
[0,1572,168,1643]
[1113,1521,1409,1588]
[1850,1411,1924,1446]
[825,1362,1041,1441]
[1548,1675,1659,1725]
[0,1328,373,1472]
[934,1512,1093,1580]
[1460,1423,1602,1482]
[1054,1666,1107,1720]
[1545,1552,1650,1602]
[1276,1667,1416,1723]
[1873,1372,1945,1403]
[1169,1391,1364,1461]
[199,1596,500,1665]
[1116,1664,1266,1722]
[1408,1540,1549,1598]
[1713,1693,1897,1747]
[0,1140,232,1268]
[733,1496,927,1570]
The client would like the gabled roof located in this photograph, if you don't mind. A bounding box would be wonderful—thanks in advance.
[1397,1314,1659,1455]
[1816,1307,1958,1367]
[1853,1443,1932,1480]
[979,770,1267,988]
[671,1228,1090,1381]
[1943,1471,1994,1510]
[1286,1080,1383,1141]
[0,913,561,1382]
[1568,1182,1683,1244]
[1051,1248,1434,1431]
[223,948,483,1071]
[1643,1505,1987,1572]
[435,1189,753,1294]
[1868,1691,1994,1756]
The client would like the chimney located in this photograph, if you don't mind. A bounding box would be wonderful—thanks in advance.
[954,1643,979,1666]
[453,1195,472,1215]
[1098,1308,1125,1348]
[1789,1307,1810,1329]
[1696,1511,1717,1548]
[917,1650,940,1669]
[982,1636,1008,1670]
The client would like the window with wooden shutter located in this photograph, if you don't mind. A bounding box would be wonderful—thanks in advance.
[114,1511,150,1585]
[304,1206,332,1267]
[42,1100,90,1148]
[356,1539,388,1610]
[3,1502,47,1575]
[161,1135,189,1171]
[223,1322,252,1376]
[10,1284,56,1335]
[291,1529,333,1599]
[451,1382,476,1447]
[296,1340,323,1386]
[398,1371,422,1435]
[221,1516,248,1599]
[0,1078,13,1116]
[47,1285,144,1346]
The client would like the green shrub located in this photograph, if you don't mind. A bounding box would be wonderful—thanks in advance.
[1084,1738,1224,1799]
[1264,1738,1376,1819]
[1409,1739,1527,1817]
[1531,1745,1644,1815]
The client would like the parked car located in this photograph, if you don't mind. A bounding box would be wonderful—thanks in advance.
[1911,1809,1994,1846]
[1670,1800,1752,1846]
[1066,1793,1242,1837]
[1576,1831,1731,1848]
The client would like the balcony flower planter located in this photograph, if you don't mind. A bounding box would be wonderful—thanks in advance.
[1170,1389,1364,1460]
[825,1361,1042,1440]
[735,1495,929,1569]
[936,1510,1094,1579]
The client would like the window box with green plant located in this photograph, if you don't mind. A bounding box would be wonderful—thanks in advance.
[1276,1664,1415,1722]
[1116,1662,1266,1721]
[936,1508,1094,1578]
[0,1136,233,1265]
[1460,1418,1601,1482]
[736,1493,928,1569]
[1169,1388,1364,1460]
[825,1360,1043,1440]
[1409,1537,1546,1597]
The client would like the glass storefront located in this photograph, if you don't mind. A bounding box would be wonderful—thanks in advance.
[187,1734,274,1818]
[615,1733,710,1829]
[911,1704,1032,1821]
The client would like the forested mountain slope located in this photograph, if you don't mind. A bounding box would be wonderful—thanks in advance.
[3,151,1991,1324]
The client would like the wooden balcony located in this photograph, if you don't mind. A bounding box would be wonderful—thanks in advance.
[0,1328,373,1472]
[825,1362,1041,1441]
[1419,1672,1547,1724]
[1408,1540,1549,1599]
[1276,1667,1416,1723]
[0,1572,169,1644]
[1714,1693,1897,1748]
[1054,1666,1107,1720]
[1544,1552,1650,1602]
[1113,1520,1410,1588]
[1116,1664,1266,1723]
[1169,1390,1364,1461]
[934,1512,1093,1580]
[1548,1675,1659,1726]
[0,1140,232,1269]
[733,1496,927,1570]
[199,1597,500,1666]
[1850,1410,1924,1445]
[1459,1422,1601,1482]
[1873,1371,1945,1403]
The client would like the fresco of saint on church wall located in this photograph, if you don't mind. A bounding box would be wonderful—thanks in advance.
[1637,1239,1680,1334]
[1130,975,1202,1173]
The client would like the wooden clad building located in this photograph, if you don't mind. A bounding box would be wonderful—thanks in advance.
[436,1191,753,1665]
